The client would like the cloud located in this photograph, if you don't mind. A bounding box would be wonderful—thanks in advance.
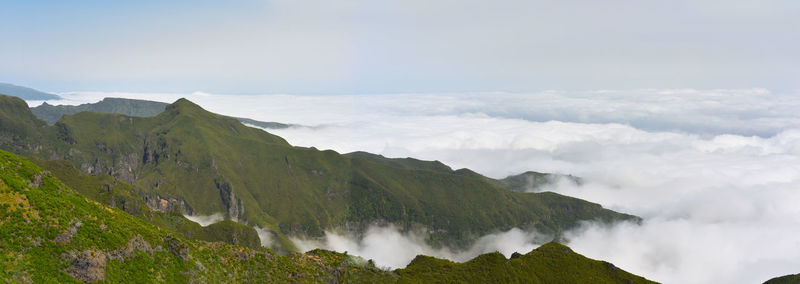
[291,225,549,269]
[37,89,800,283]
[184,213,274,247]
[253,226,274,248]
[183,213,224,227]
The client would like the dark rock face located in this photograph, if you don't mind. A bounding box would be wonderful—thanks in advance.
[216,179,244,220]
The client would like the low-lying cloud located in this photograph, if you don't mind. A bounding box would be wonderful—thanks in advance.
[184,213,274,247]
[36,89,800,283]
[292,225,549,269]
[183,213,224,227]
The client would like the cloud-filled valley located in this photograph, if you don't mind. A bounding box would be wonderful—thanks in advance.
[31,89,800,283]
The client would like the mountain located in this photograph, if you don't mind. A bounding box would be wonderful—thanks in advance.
[0,82,60,100]
[344,152,582,192]
[31,98,168,125]
[30,97,291,129]
[0,148,655,282]
[764,273,800,284]
[496,171,583,193]
[396,242,655,283]
[0,94,638,252]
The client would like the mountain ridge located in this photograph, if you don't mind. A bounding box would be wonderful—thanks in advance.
[30,96,291,129]
[0,148,656,282]
[0,94,639,253]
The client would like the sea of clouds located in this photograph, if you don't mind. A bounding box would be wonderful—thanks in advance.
[30,89,800,283]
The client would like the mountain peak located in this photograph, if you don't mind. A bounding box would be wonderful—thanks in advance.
[170,98,202,109]
[162,98,211,117]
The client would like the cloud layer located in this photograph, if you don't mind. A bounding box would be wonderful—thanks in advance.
[34,89,800,283]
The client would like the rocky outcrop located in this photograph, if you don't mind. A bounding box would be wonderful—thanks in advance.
[216,179,244,221]
[64,235,161,283]
[143,195,193,215]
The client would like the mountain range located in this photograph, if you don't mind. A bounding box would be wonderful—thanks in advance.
[31,97,291,129]
[6,90,792,282]
[1,147,657,282]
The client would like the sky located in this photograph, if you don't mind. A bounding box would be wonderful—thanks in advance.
[2,0,800,94]
[29,89,800,283]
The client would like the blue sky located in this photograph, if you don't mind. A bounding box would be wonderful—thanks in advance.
[2,0,798,94]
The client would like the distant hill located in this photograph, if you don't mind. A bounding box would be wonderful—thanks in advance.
[30,97,291,129]
[0,148,655,282]
[397,242,656,283]
[345,152,580,192]
[0,82,60,100]
[496,171,583,193]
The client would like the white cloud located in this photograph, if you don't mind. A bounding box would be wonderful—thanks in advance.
[291,225,548,269]
[36,89,800,283]
[183,213,224,227]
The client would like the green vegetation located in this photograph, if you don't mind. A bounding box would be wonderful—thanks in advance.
[1,94,638,252]
[0,149,393,282]
[0,148,655,282]
[396,242,655,284]
[31,157,266,249]
[764,273,800,284]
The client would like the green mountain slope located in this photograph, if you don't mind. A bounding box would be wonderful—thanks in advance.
[32,158,264,249]
[1,94,638,251]
[397,242,655,284]
[0,149,393,282]
[0,83,60,100]
[29,97,291,129]
[0,148,655,282]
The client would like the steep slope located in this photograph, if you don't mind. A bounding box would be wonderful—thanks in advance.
[1,149,655,283]
[0,83,60,100]
[30,97,291,129]
[0,94,639,251]
[31,158,265,249]
[396,242,656,284]
[0,149,394,282]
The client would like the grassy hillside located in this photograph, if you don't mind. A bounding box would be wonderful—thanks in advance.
[0,149,393,282]
[1,94,638,252]
[0,148,655,283]
[396,242,655,284]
